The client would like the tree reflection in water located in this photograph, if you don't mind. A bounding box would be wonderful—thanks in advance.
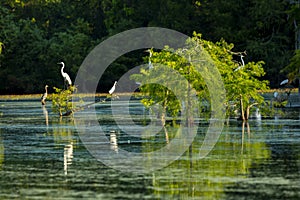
[52,117,76,175]
[241,121,251,155]
[150,120,271,199]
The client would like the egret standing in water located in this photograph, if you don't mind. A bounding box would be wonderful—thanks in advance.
[109,81,117,94]
[41,85,48,105]
[58,62,72,87]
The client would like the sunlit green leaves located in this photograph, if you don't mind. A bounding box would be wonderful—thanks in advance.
[132,33,269,121]
[51,86,76,116]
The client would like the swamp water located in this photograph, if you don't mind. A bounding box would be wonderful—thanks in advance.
[0,98,299,199]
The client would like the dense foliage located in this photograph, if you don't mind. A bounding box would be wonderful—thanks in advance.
[132,33,268,121]
[0,0,299,94]
[51,85,77,116]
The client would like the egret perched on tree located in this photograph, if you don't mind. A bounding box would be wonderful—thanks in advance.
[145,49,153,69]
[280,79,289,85]
[109,81,117,94]
[234,54,245,71]
[41,85,48,105]
[58,62,72,87]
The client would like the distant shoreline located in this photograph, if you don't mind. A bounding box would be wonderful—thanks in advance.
[0,89,298,100]
[0,92,143,100]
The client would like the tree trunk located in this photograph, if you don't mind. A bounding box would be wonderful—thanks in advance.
[245,103,258,121]
[246,105,250,121]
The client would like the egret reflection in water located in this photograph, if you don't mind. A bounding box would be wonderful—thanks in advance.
[110,130,118,153]
[42,105,49,126]
[64,142,73,175]
[51,117,76,175]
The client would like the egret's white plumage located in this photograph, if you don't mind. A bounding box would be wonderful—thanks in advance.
[41,85,48,105]
[280,79,289,85]
[58,62,72,86]
[234,55,245,71]
[109,81,117,94]
[148,60,153,69]
[240,54,245,67]
[145,49,153,69]
[255,108,261,120]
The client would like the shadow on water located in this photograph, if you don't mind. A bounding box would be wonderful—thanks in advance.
[0,99,299,199]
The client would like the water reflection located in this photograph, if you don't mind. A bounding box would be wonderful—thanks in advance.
[42,105,49,126]
[51,116,76,175]
[52,117,74,144]
[110,130,118,153]
[64,142,73,175]
[0,99,299,199]
[150,121,272,199]
[241,122,251,154]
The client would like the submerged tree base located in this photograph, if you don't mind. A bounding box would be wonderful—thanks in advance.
[61,96,114,116]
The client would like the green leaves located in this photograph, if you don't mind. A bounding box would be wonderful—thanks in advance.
[51,86,77,116]
[0,0,296,94]
[132,33,269,122]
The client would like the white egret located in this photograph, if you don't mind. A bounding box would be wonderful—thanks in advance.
[280,79,289,85]
[255,108,261,120]
[109,81,117,94]
[145,49,153,69]
[58,62,72,86]
[234,54,245,71]
[41,85,48,105]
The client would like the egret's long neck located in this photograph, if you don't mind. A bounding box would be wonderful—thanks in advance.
[45,86,48,93]
[61,65,64,74]
[241,56,245,66]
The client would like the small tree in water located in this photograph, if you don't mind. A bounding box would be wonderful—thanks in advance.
[52,86,77,116]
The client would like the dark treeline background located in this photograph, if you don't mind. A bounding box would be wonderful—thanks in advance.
[0,0,299,94]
